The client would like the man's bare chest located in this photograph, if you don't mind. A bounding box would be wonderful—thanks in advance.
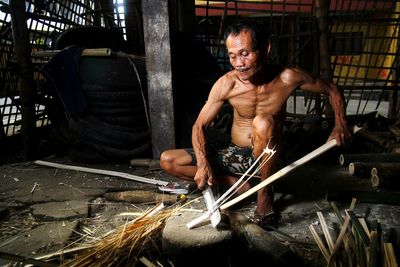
[228,83,292,117]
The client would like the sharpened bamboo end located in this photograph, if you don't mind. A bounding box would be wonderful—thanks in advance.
[371,174,380,188]
[348,162,355,175]
[339,154,345,166]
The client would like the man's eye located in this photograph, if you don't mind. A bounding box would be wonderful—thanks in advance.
[241,52,249,57]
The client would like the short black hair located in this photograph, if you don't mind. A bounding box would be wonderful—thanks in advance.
[223,21,270,52]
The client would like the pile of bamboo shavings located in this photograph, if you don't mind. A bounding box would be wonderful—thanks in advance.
[309,198,398,267]
[59,203,176,267]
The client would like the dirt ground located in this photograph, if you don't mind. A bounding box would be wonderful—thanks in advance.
[0,148,399,266]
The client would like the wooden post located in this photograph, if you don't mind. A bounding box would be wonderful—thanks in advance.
[124,0,145,54]
[177,0,195,35]
[98,0,115,28]
[142,0,176,158]
[0,114,5,139]
[314,0,332,80]
[388,2,400,117]
[9,0,37,160]
[314,0,332,116]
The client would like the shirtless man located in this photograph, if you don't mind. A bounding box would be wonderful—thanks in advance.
[160,21,350,221]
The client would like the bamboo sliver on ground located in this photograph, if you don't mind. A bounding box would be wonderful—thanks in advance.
[34,160,169,186]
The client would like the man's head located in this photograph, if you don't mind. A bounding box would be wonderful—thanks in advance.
[224,21,269,53]
[224,21,270,81]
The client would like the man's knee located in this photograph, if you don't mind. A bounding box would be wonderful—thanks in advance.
[252,114,275,138]
[160,150,176,174]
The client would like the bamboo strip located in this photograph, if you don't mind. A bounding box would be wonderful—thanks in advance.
[221,139,337,210]
[347,210,370,247]
[31,48,113,58]
[330,202,344,226]
[139,256,157,267]
[328,213,351,267]
[349,198,357,211]
[341,231,353,267]
[384,243,399,267]
[358,218,371,238]
[60,203,169,267]
[187,141,276,229]
[355,229,367,267]
[368,220,379,267]
[34,160,169,186]
[309,224,330,262]
[317,211,334,252]
[0,251,56,267]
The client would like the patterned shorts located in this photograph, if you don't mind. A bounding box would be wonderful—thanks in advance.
[185,143,256,176]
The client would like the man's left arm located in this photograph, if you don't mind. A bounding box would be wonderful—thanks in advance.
[294,69,350,146]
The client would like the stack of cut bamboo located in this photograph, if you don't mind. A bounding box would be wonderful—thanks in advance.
[309,198,398,267]
[340,153,400,189]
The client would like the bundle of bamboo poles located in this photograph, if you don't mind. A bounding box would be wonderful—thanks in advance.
[340,153,400,189]
[309,198,398,267]
[59,203,175,267]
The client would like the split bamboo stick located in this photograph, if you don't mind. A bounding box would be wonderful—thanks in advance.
[309,224,330,262]
[383,243,398,267]
[221,139,337,210]
[317,211,334,252]
[34,160,168,186]
[327,213,351,267]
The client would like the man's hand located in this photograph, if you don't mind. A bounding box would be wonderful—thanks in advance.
[194,165,215,190]
[328,124,351,146]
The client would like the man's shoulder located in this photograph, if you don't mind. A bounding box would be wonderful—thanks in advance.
[277,66,310,84]
[217,71,237,87]
[222,70,237,79]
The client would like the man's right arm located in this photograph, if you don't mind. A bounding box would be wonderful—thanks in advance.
[192,76,231,189]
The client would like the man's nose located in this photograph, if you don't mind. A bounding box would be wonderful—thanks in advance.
[235,57,245,67]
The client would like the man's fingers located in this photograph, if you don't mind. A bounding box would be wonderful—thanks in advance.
[196,179,206,190]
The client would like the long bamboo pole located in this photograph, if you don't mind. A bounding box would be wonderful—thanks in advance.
[34,160,169,186]
[221,139,337,211]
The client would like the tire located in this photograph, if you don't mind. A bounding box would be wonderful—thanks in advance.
[74,138,152,160]
[74,114,146,133]
[70,117,150,149]
[94,113,149,128]
[82,86,143,101]
[69,146,109,164]
[87,103,145,116]
[79,57,145,88]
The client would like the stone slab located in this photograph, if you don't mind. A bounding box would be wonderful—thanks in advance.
[0,220,79,260]
[162,211,234,266]
[31,200,89,220]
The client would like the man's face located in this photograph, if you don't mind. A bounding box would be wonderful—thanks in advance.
[226,30,262,81]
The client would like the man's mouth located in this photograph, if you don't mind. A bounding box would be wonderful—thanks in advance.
[236,68,250,73]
